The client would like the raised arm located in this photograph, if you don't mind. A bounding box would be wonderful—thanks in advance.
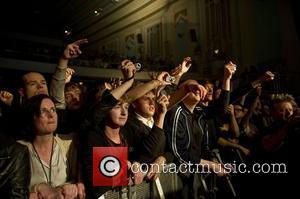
[170,56,192,85]
[241,86,261,129]
[223,61,236,91]
[230,71,274,104]
[225,104,240,138]
[50,39,88,109]
[123,72,170,103]
[110,59,136,100]
[168,79,207,110]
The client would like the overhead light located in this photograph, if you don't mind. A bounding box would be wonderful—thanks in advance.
[94,8,103,16]
[64,30,72,36]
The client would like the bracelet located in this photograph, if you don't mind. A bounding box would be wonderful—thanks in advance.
[125,75,135,81]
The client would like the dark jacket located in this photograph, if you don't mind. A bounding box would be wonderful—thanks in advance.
[164,103,213,165]
[0,133,30,199]
[124,114,174,164]
[164,90,230,165]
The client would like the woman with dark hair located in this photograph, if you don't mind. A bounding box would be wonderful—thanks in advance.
[81,59,172,198]
[18,94,85,199]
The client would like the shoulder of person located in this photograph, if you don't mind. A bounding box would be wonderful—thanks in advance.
[55,133,76,156]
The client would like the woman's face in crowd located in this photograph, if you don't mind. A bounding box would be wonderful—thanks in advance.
[272,101,293,121]
[234,105,245,119]
[109,101,129,127]
[34,98,57,135]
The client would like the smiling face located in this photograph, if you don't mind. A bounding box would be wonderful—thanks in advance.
[108,101,129,127]
[23,72,49,99]
[34,98,57,135]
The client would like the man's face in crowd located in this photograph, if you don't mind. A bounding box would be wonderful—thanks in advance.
[132,91,156,119]
[65,85,83,110]
[23,72,49,99]
[272,101,293,121]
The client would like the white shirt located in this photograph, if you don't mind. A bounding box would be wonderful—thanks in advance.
[18,138,69,192]
[135,112,154,128]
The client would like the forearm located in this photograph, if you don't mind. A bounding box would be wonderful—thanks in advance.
[154,113,166,129]
[57,57,69,69]
[167,87,187,110]
[222,77,231,91]
[123,79,160,103]
[111,78,134,100]
[50,67,67,109]
[230,115,240,138]
[173,73,183,85]
[217,137,240,149]
[241,96,258,126]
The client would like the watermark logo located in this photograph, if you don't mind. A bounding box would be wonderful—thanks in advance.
[93,147,128,186]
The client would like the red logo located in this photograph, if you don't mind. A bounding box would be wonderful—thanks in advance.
[93,147,128,186]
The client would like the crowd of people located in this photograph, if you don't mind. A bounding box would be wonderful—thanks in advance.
[0,39,297,199]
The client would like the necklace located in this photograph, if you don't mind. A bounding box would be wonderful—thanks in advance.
[32,136,54,185]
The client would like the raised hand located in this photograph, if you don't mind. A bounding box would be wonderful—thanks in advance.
[121,59,136,80]
[224,61,237,80]
[65,68,75,83]
[184,81,207,101]
[260,71,275,82]
[156,71,172,86]
[155,94,170,115]
[171,56,192,76]
[62,39,88,60]
[110,77,123,89]
[0,90,14,106]
[252,71,275,88]
[225,104,235,116]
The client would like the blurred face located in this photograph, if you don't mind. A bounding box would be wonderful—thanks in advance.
[272,101,293,121]
[65,86,83,110]
[262,105,270,115]
[204,83,214,102]
[34,98,57,135]
[108,102,129,127]
[214,88,222,100]
[256,100,262,111]
[132,92,156,118]
[234,105,245,119]
[184,90,202,105]
[23,72,49,99]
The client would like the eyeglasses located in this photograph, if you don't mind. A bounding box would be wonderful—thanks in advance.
[39,107,56,117]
